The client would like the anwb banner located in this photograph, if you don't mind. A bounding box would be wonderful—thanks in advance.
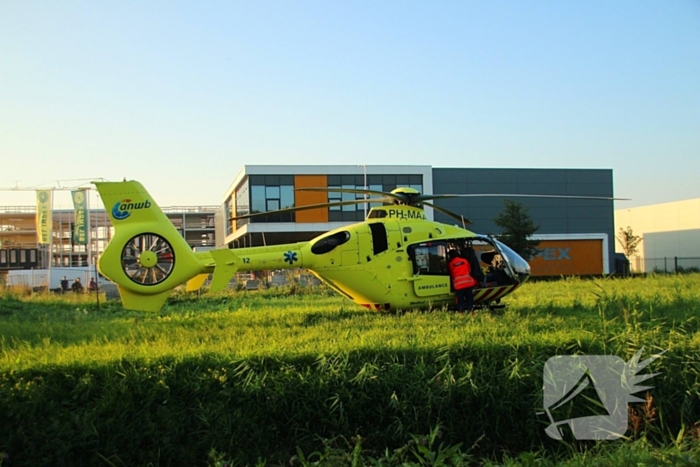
[35,190,52,245]
[72,190,88,245]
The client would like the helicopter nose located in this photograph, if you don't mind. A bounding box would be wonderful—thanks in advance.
[509,252,532,283]
[493,239,532,284]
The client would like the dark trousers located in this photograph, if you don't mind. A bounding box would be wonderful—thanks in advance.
[455,287,474,312]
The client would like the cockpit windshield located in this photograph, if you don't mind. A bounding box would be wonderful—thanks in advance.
[491,238,531,283]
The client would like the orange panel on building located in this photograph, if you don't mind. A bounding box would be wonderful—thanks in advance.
[294,175,328,223]
[529,239,603,276]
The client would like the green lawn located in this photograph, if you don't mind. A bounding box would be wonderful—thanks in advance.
[1,274,699,466]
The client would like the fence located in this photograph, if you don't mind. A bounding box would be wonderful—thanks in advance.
[633,256,700,274]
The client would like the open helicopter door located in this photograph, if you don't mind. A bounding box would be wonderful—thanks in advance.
[476,235,532,285]
[406,241,452,298]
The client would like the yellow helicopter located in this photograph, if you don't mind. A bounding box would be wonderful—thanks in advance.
[94,180,613,313]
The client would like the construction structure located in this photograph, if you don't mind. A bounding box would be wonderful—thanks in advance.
[0,187,217,274]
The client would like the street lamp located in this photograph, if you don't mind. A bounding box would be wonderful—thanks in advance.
[359,164,367,218]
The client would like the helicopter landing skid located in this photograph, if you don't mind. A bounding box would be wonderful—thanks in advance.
[474,298,506,311]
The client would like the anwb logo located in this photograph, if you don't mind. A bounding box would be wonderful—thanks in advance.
[540,348,663,440]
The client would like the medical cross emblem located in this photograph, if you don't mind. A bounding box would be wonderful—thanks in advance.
[284,251,298,264]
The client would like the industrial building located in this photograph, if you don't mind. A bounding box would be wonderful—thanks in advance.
[615,198,700,273]
[219,165,617,276]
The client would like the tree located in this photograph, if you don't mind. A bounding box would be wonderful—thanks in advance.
[493,199,540,261]
[617,226,642,258]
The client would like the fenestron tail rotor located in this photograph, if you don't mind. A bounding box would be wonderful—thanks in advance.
[94,180,207,312]
[121,233,175,285]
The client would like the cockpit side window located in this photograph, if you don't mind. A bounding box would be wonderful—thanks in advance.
[367,210,387,219]
[369,222,388,255]
[311,231,351,255]
[408,242,448,275]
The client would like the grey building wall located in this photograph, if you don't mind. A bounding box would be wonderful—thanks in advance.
[431,168,616,272]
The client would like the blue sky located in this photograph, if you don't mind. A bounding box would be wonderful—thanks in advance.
[1,1,698,209]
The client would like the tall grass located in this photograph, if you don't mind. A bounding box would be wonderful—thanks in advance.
[1,274,700,465]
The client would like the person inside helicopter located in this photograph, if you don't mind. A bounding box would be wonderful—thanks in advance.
[480,250,510,286]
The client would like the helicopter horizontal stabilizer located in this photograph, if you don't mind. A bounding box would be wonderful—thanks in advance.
[117,286,171,312]
[209,249,241,292]
[185,273,210,292]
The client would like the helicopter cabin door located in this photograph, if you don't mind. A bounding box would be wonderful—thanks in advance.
[407,241,451,297]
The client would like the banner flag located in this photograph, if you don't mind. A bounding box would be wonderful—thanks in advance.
[71,189,88,245]
[35,190,53,245]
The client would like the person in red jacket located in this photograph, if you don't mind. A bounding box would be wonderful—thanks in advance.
[448,249,477,313]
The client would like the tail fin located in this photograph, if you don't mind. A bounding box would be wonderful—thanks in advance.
[94,180,205,311]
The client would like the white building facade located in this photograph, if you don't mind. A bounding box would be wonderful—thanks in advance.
[615,198,700,272]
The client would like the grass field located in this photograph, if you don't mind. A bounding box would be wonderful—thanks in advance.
[1,274,700,466]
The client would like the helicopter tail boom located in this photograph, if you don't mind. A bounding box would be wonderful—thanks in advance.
[209,243,307,290]
[93,180,208,311]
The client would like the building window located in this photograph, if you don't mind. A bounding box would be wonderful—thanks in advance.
[249,175,295,223]
[327,174,423,222]
[234,180,249,231]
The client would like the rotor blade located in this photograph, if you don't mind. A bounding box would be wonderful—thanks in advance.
[295,186,388,196]
[230,197,386,221]
[295,187,407,203]
[417,193,630,201]
[420,201,472,225]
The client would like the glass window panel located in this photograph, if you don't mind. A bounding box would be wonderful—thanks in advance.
[396,175,409,185]
[280,175,294,185]
[251,186,266,213]
[382,175,396,185]
[267,200,280,211]
[342,186,355,210]
[30,250,36,262]
[266,186,280,198]
[368,175,382,185]
[328,184,341,210]
[328,175,341,185]
[341,175,355,185]
[368,185,383,207]
[249,175,265,185]
[410,184,423,193]
[341,185,355,198]
[410,175,422,185]
[280,186,294,209]
[265,175,280,185]
[355,191,367,211]
[410,243,448,275]
[355,175,365,186]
